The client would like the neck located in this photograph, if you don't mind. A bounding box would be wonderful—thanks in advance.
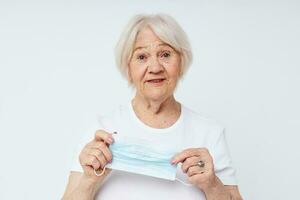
[132,93,180,116]
[131,93,181,129]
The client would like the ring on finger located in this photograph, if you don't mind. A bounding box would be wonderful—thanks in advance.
[197,160,205,168]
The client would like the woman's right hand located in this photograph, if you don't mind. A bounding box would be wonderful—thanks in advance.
[79,130,114,183]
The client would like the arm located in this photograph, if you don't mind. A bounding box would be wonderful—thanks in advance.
[202,176,243,200]
[62,171,101,200]
[225,185,243,200]
[202,127,243,200]
[62,130,114,200]
[172,148,243,200]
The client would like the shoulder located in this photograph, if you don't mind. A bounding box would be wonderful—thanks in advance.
[182,105,224,131]
[94,104,129,132]
[181,105,225,147]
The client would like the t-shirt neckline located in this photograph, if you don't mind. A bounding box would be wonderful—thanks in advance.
[128,100,184,134]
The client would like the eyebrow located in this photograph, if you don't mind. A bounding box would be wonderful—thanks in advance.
[133,43,173,53]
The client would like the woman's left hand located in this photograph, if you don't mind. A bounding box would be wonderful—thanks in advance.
[171,148,218,191]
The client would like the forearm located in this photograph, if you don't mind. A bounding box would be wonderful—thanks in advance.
[202,177,231,200]
[62,175,99,200]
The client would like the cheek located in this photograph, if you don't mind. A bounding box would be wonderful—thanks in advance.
[166,64,181,81]
[165,56,181,79]
[171,67,181,78]
[129,64,147,83]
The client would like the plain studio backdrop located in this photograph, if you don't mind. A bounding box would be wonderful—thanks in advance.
[0,0,299,199]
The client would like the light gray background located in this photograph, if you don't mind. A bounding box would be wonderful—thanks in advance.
[0,0,299,199]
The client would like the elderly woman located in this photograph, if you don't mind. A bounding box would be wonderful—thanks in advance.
[62,14,243,200]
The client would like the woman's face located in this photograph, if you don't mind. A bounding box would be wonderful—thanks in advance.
[128,27,181,102]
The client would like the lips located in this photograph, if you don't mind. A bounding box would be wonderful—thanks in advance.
[146,78,166,86]
[147,78,165,83]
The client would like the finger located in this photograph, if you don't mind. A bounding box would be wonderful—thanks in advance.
[80,154,101,170]
[172,148,209,164]
[188,173,206,185]
[89,141,113,162]
[88,149,107,169]
[181,156,202,173]
[98,144,113,162]
[94,130,114,144]
[187,166,205,177]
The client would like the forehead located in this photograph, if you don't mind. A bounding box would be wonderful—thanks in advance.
[135,27,161,45]
[134,27,173,51]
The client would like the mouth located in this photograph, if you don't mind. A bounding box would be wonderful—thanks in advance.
[147,78,165,83]
[146,78,166,86]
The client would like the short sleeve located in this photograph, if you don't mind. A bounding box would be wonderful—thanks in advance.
[211,127,238,185]
[69,117,106,172]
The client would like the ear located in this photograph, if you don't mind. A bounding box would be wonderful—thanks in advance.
[127,65,133,83]
[178,56,183,77]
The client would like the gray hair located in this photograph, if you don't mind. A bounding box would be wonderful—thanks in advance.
[115,13,193,82]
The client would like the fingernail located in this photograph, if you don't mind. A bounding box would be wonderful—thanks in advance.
[109,134,114,139]
[107,138,113,144]
[108,134,114,139]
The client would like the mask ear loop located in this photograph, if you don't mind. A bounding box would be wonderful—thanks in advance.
[94,166,106,176]
[175,177,193,186]
[174,163,193,186]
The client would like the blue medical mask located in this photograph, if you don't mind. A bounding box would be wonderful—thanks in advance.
[105,135,177,180]
[104,135,193,186]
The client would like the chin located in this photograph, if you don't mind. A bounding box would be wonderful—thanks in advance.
[144,91,168,102]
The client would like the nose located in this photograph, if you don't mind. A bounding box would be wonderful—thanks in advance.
[148,57,164,74]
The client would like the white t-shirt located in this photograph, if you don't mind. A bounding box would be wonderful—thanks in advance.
[70,103,237,200]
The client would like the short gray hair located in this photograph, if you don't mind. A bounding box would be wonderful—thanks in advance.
[115,13,193,82]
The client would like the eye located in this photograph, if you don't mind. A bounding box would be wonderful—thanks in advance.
[160,51,171,58]
[137,54,147,61]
